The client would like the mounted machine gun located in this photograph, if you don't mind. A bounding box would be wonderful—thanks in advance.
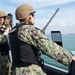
[42,8,59,34]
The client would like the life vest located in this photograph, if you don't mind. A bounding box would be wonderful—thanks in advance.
[0,27,9,53]
[9,23,40,67]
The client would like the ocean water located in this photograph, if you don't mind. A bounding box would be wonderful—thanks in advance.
[41,34,75,70]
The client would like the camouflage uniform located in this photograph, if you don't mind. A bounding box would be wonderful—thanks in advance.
[15,24,72,75]
[0,34,11,75]
[0,34,7,43]
[0,10,12,75]
[16,64,46,75]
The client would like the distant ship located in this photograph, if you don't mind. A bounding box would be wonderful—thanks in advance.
[69,33,75,35]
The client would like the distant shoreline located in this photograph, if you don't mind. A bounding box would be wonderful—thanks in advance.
[69,33,75,35]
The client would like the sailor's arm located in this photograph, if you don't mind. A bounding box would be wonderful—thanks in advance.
[18,25,73,66]
[0,19,10,43]
[4,18,10,35]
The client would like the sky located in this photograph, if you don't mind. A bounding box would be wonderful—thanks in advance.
[0,0,75,34]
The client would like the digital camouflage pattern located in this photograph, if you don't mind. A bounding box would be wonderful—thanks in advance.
[0,34,7,44]
[0,53,11,75]
[0,34,12,75]
[15,24,73,75]
[18,24,72,66]
[16,64,46,75]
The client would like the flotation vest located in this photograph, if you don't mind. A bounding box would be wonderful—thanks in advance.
[9,23,40,67]
[0,27,9,53]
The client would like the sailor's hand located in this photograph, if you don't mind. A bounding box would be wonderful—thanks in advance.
[4,18,10,28]
[72,56,75,61]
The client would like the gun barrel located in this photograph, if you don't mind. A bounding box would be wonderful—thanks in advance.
[42,8,59,33]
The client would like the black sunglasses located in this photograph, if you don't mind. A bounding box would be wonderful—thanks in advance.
[30,13,34,17]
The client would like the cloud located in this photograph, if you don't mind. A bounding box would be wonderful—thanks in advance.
[9,0,75,6]
[0,0,75,34]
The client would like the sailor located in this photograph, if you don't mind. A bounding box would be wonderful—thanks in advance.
[0,11,11,75]
[9,4,75,75]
